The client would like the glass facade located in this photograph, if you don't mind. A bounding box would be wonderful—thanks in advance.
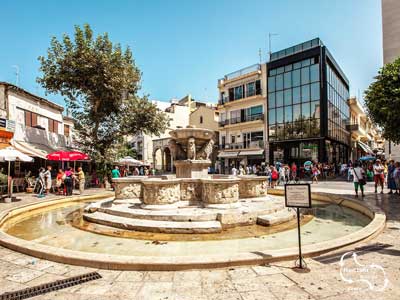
[268,58,320,141]
[327,64,350,144]
[267,39,350,165]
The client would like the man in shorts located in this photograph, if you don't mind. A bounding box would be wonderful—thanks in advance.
[373,159,385,194]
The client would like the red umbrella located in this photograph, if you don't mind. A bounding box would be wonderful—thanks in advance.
[46,151,89,161]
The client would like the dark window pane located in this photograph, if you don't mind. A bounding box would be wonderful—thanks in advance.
[277,67,284,74]
[292,69,300,87]
[301,85,310,102]
[276,74,283,90]
[310,119,320,136]
[268,76,275,92]
[311,82,320,101]
[293,61,302,69]
[284,89,292,106]
[311,101,320,119]
[268,93,276,108]
[293,87,301,104]
[284,106,292,123]
[301,66,310,85]
[276,107,284,123]
[276,91,284,107]
[268,109,276,125]
[293,104,301,121]
[310,64,319,82]
[284,64,293,72]
[301,58,311,67]
[284,72,292,89]
[302,102,311,119]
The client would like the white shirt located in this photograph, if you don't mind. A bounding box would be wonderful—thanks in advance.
[352,167,364,183]
[373,164,384,175]
[232,168,237,176]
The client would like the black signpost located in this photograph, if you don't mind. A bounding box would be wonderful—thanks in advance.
[284,183,311,269]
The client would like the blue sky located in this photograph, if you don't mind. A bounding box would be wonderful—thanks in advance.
[0,0,382,107]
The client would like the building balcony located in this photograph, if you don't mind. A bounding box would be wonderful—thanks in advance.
[346,123,359,132]
[219,113,264,127]
[218,89,262,105]
[219,140,264,150]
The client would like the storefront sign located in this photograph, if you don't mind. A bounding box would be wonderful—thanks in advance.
[285,183,311,208]
[6,120,16,132]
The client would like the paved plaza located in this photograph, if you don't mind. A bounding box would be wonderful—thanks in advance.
[0,182,399,300]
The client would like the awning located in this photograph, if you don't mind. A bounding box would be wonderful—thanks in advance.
[12,140,56,159]
[238,149,264,156]
[357,141,373,155]
[218,151,239,158]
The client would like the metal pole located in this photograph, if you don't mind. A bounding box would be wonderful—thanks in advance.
[297,207,303,268]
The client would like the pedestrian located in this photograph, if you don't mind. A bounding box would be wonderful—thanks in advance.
[373,159,385,194]
[37,167,46,196]
[291,162,297,181]
[64,167,74,196]
[56,169,64,195]
[270,167,279,188]
[77,167,85,195]
[352,162,366,198]
[44,166,52,194]
[311,165,319,184]
[394,162,400,195]
[387,160,397,194]
[278,165,286,185]
[112,166,121,179]
[347,164,353,182]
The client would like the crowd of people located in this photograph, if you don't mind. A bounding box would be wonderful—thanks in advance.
[229,158,400,198]
[36,166,86,197]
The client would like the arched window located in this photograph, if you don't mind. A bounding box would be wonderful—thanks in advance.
[200,116,203,124]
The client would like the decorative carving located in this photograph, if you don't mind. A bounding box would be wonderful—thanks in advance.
[239,179,267,198]
[168,139,186,160]
[115,183,143,199]
[187,137,196,160]
[143,183,180,204]
[196,139,214,160]
[202,181,239,204]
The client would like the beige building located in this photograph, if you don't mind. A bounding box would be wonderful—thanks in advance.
[131,95,219,172]
[382,0,400,160]
[347,97,384,161]
[217,64,267,174]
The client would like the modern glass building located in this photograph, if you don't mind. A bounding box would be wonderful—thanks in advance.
[267,38,350,165]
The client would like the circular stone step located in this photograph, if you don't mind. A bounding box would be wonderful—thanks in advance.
[83,211,222,234]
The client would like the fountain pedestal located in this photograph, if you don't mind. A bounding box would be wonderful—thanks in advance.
[174,160,211,179]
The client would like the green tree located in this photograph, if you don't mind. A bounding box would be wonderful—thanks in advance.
[37,24,169,165]
[364,57,400,143]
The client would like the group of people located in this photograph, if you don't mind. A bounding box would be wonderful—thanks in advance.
[37,166,85,196]
[113,165,154,178]
[230,164,264,176]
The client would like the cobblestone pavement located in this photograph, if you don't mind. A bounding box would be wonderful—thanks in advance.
[0,184,399,300]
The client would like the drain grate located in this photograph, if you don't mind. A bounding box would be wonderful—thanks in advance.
[0,271,102,300]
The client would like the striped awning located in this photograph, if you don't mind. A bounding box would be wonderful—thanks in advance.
[358,141,373,154]
[218,151,239,158]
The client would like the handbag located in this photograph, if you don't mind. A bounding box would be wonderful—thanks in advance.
[354,168,366,186]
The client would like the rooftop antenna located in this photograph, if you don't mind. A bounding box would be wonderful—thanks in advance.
[12,65,20,86]
[268,33,279,61]
[258,48,262,64]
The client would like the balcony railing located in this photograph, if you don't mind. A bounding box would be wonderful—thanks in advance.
[218,89,262,105]
[219,141,264,150]
[219,114,264,127]
[222,64,261,81]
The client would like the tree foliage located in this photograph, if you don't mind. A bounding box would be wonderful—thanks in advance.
[365,57,400,143]
[37,24,169,162]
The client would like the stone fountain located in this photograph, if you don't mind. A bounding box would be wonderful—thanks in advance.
[83,126,295,233]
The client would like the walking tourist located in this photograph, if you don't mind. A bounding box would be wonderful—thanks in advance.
[270,167,278,188]
[231,166,238,176]
[387,160,397,194]
[373,159,385,194]
[37,167,46,197]
[347,164,353,182]
[56,169,64,195]
[311,165,319,184]
[112,166,121,179]
[64,167,74,196]
[44,166,52,194]
[394,162,400,195]
[77,167,85,195]
[291,162,297,181]
[352,162,366,198]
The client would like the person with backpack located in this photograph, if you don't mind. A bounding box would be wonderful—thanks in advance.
[352,162,366,198]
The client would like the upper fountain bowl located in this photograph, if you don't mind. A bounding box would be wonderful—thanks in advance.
[169,126,215,145]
